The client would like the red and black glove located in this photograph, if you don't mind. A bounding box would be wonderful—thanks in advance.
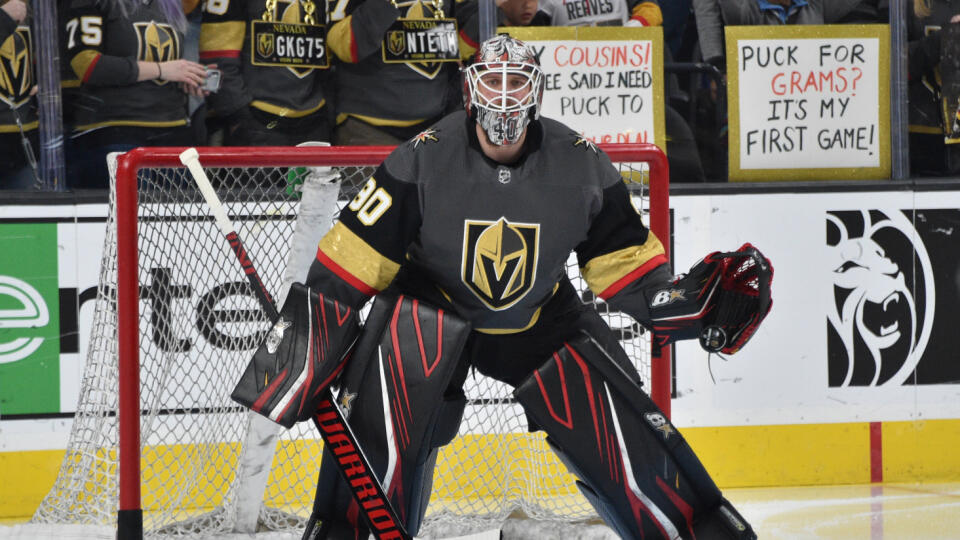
[649,243,773,354]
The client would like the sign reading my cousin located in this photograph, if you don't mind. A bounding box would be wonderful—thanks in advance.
[506,27,665,150]
[726,25,890,181]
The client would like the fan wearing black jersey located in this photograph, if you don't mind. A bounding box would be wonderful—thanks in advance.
[239,34,770,540]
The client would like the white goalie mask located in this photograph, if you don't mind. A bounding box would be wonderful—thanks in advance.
[463,35,545,146]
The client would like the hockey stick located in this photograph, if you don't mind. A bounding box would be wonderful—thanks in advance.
[179,148,412,540]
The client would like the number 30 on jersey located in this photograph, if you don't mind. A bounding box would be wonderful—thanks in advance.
[348,178,392,226]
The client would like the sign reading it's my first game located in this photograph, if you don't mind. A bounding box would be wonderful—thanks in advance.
[726,25,890,181]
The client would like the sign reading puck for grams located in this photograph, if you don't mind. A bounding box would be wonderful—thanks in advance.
[726,25,890,182]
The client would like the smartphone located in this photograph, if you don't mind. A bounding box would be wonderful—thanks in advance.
[201,68,221,92]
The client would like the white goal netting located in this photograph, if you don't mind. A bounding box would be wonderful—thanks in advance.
[31,146,668,538]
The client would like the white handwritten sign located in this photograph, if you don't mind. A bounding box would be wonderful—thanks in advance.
[727,25,890,181]
[506,27,665,149]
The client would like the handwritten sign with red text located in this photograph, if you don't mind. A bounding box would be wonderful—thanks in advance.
[726,25,890,181]
[505,27,665,150]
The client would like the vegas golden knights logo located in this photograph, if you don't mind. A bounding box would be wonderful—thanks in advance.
[387,31,405,56]
[133,22,181,85]
[462,218,539,310]
[397,0,443,79]
[0,27,32,108]
[258,32,275,58]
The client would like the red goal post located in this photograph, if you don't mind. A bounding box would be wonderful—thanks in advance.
[86,143,669,538]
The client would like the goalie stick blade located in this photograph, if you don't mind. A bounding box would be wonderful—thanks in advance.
[232,283,360,428]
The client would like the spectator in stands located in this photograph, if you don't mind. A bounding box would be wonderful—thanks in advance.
[497,0,550,26]
[908,0,960,176]
[830,0,889,23]
[0,0,38,190]
[324,0,472,145]
[458,0,550,50]
[64,0,206,189]
[199,0,332,146]
[694,0,880,66]
[538,0,661,26]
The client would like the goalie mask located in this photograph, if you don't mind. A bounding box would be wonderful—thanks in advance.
[463,35,545,146]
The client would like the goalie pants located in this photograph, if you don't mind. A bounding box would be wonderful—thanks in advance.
[306,272,751,539]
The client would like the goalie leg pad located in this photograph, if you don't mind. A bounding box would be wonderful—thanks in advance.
[231,282,360,428]
[308,294,471,537]
[514,331,756,540]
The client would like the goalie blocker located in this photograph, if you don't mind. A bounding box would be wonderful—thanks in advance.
[231,282,360,428]
[515,332,756,539]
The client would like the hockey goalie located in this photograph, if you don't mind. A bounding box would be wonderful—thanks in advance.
[232,35,773,540]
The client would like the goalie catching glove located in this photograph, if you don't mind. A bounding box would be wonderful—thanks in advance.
[649,243,773,354]
[231,283,360,428]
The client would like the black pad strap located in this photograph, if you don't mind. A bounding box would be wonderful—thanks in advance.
[515,331,738,539]
[231,282,360,428]
[311,294,471,536]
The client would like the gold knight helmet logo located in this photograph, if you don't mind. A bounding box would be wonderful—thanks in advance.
[387,31,405,56]
[258,32,275,57]
[0,27,33,107]
[462,218,539,310]
[134,22,181,85]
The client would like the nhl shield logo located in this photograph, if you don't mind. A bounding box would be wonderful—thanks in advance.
[462,218,539,310]
[258,32,275,58]
[387,31,405,56]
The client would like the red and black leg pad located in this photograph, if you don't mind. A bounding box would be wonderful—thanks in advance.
[305,294,471,539]
[231,282,360,428]
[514,331,756,540]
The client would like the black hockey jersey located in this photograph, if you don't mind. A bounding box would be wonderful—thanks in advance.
[308,111,667,333]
[199,0,330,118]
[0,13,37,134]
[64,0,189,132]
[326,0,473,136]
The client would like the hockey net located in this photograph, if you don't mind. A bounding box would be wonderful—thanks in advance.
[32,144,670,538]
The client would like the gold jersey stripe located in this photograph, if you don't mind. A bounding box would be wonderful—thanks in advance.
[74,119,188,131]
[318,222,400,293]
[199,21,246,53]
[582,235,666,296]
[336,112,427,128]
[251,99,326,118]
[0,120,38,133]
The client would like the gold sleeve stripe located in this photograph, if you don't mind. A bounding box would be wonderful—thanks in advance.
[199,21,245,54]
[70,50,100,81]
[582,235,667,299]
[630,2,663,26]
[459,29,477,60]
[327,17,357,62]
[317,222,400,294]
